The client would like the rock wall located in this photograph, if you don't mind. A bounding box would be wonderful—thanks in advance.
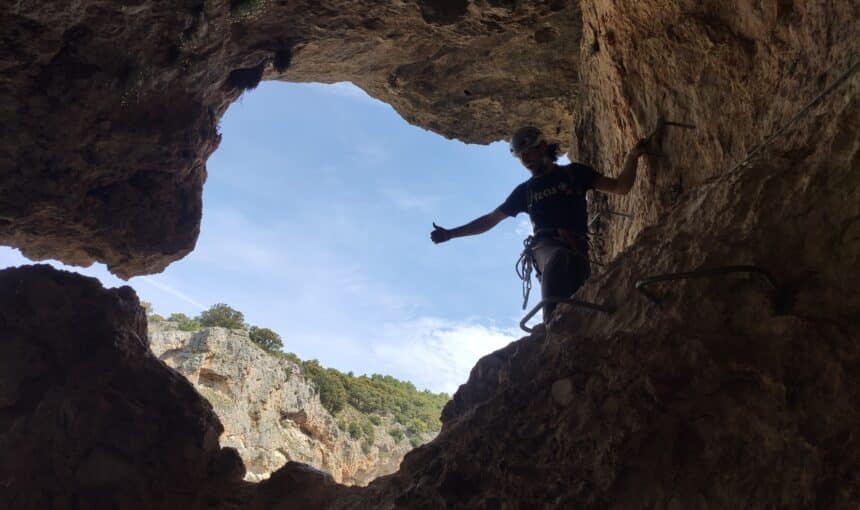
[575,0,859,263]
[148,322,434,486]
[0,265,246,509]
[1,0,858,509]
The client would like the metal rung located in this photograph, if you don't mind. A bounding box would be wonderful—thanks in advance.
[635,265,778,306]
[588,209,633,229]
[520,297,616,333]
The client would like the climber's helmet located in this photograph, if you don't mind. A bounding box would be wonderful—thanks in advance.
[510,126,545,158]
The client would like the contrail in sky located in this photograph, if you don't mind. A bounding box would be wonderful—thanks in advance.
[138,276,206,311]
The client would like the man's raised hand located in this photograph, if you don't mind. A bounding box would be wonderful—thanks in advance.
[431,222,452,244]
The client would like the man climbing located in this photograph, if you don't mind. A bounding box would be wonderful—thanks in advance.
[430,126,650,322]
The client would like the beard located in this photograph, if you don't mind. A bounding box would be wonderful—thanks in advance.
[526,159,550,174]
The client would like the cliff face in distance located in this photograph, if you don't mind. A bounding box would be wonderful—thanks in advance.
[1,0,858,509]
[148,321,437,486]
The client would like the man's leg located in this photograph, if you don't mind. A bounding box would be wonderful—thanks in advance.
[533,240,590,321]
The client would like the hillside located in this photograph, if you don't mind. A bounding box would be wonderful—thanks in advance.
[148,319,447,486]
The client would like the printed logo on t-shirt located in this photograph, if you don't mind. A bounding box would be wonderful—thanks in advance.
[531,181,577,203]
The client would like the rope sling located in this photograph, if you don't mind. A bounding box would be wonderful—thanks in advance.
[516,235,536,309]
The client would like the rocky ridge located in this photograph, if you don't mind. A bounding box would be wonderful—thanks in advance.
[148,320,436,486]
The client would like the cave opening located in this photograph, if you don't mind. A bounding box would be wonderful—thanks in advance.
[3,0,859,506]
[0,79,550,485]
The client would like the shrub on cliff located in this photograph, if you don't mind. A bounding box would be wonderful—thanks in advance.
[361,419,375,445]
[179,319,201,331]
[248,326,283,352]
[168,312,189,323]
[301,360,347,414]
[198,303,246,329]
[301,361,449,433]
[348,421,361,439]
[341,373,449,433]
[142,301,164,321]
[272,351,301,366]
[168,313,201,331]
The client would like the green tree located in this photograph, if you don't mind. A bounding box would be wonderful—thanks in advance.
[348,422,361,439]
[249,326,283,352]
[360,419,375,445]
[179,319,201,331]
[168,312,190,323]
[168,313,200,331]
[197,303,246,329]
[302,360,347,414]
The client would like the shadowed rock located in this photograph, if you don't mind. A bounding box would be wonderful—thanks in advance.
[1,1,584,276]
[0,265,243,508]
[0,0,858,508]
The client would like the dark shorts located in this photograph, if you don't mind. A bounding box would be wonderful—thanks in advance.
[531,238,591,319]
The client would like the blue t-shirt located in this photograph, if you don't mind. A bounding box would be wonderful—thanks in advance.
[497,163,599,235]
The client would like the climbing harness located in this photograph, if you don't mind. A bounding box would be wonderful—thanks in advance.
[520,56,860,333]
[516,229,590,310]
[635,265,779,307]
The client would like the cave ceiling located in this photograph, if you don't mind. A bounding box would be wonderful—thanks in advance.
[1,0,584,278]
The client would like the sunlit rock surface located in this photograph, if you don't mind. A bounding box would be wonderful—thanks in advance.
[148,322,435,485]
[575,1,859,263]
[1,0,858,509]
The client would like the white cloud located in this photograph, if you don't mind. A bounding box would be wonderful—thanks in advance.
[380,187,440,213]
[353,142,390,163]
[192,207,285,271]
[372,317,521,394]
[514,218,532,237]
[307,81,386,106]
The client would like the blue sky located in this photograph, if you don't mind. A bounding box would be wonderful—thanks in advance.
[1,81,549,394]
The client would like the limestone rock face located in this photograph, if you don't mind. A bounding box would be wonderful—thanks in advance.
[148,322,434,486]
[575,1,859,262]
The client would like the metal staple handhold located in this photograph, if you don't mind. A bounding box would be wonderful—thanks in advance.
[634,265,779,306]
[520,297,616,333]
[588,209,633,229]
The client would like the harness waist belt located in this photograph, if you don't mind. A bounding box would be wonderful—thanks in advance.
[531,228,589,252]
